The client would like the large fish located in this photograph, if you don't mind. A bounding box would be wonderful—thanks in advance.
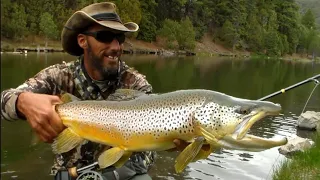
[52,89,287,173]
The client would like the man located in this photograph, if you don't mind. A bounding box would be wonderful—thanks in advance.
[1,2,194,180]
[2,2,151,180]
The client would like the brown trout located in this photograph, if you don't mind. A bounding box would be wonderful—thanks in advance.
[52,89,287,173]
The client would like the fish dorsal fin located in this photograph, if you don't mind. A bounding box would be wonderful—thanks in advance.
[60,93,80,103]
[107,89,151,101]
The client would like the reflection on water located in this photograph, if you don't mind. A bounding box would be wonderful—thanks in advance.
[1,53,320,180]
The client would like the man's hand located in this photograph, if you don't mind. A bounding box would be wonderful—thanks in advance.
[170,139,211,152]
[17,92,65,143]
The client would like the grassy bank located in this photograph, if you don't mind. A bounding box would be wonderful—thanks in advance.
[273,133,320,180]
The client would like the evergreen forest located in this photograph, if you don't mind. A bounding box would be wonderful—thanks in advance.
[1,0,320,57]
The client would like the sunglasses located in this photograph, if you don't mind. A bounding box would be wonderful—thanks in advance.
[82,30,126,44]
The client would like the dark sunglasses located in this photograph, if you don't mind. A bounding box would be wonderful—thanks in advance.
[82,31,126,44]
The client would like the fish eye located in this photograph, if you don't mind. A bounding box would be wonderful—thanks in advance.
[242,109,249,114]
[235,107,251,115]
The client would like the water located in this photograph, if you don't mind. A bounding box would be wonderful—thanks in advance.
[1,53,319,180]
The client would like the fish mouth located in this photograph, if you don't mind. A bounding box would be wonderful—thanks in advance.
[218,105,287,151]
[218,108,287,151]
[219,134,288,152]
[232,110,281,140]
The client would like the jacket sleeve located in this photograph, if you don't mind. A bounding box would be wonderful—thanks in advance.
[1,64,70,121]
[121,66,153,94]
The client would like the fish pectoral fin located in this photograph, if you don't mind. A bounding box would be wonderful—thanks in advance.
[52,128,84,154]
[196,125,220,147]
[60,93,80,103]
[98,147,125,169]
[174,136,205,173]
[113,151,133,168]
[192,144,215,162]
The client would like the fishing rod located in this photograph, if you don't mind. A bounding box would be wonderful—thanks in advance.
[66,74,320,179]
[258,74,320,101]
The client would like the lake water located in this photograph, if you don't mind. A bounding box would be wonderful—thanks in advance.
[1,53,319,180]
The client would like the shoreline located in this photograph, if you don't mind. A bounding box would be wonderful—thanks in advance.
[1,38,318,61]
[1,46,252,58]
[2,49,318,63]
[273,133,320,180]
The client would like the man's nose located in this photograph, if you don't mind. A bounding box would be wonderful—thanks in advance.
[109,38,121,51]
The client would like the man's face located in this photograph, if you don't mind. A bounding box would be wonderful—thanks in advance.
[82,25,125,80]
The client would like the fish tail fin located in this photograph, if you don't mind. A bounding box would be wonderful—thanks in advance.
[52,128,84,154]
[174,136,205,173]
[98,147,125,169]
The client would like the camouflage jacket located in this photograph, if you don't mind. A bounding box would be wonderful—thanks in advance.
[1,56,156,176]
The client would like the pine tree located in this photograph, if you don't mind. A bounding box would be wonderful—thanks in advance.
[220,20,238,49]
[264,31,280,56]
[176,17,196,50]
[6,3,27,39]
[301,9,316,29]
[39,12,58,48]
[136,0,158,42]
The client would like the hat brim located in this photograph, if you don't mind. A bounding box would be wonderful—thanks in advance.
[61,11,139,56]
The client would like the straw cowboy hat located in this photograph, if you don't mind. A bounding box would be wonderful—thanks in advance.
[61,2,139,56]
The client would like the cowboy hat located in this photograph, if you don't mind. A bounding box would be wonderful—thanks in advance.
[61,2,139,56]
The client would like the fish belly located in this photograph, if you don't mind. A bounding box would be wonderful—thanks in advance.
[62,116,197,152]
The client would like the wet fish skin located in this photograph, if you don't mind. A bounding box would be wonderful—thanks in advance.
[52,89,287,173]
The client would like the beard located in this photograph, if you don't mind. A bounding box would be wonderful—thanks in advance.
[87,43,119,81]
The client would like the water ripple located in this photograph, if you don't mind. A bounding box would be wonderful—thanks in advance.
[1,170,16,174]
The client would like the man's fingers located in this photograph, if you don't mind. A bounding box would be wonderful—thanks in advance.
[33,125,54,143]
[38,134,53,143]
[50,96,65,133]
[41,122,59,138]
[29,118,58,143]
[38,118,59,138]
[50,111,65,133]
[50,95,63,105]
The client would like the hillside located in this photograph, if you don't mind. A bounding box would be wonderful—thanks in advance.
[296,0,320,26]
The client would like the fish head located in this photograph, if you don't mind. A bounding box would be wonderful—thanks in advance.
[230,100,282,140]
[195,92,287,151]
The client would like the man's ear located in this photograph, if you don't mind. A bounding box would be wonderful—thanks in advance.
[77,34,87,49]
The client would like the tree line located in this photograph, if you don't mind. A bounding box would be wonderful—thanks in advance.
[1,0,319,57]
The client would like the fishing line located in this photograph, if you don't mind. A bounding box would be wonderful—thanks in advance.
[301,78,319,114]
[264,153,282,180]
[264,76,320,180]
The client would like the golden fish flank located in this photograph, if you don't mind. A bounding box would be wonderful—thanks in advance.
[52,89,288,173]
